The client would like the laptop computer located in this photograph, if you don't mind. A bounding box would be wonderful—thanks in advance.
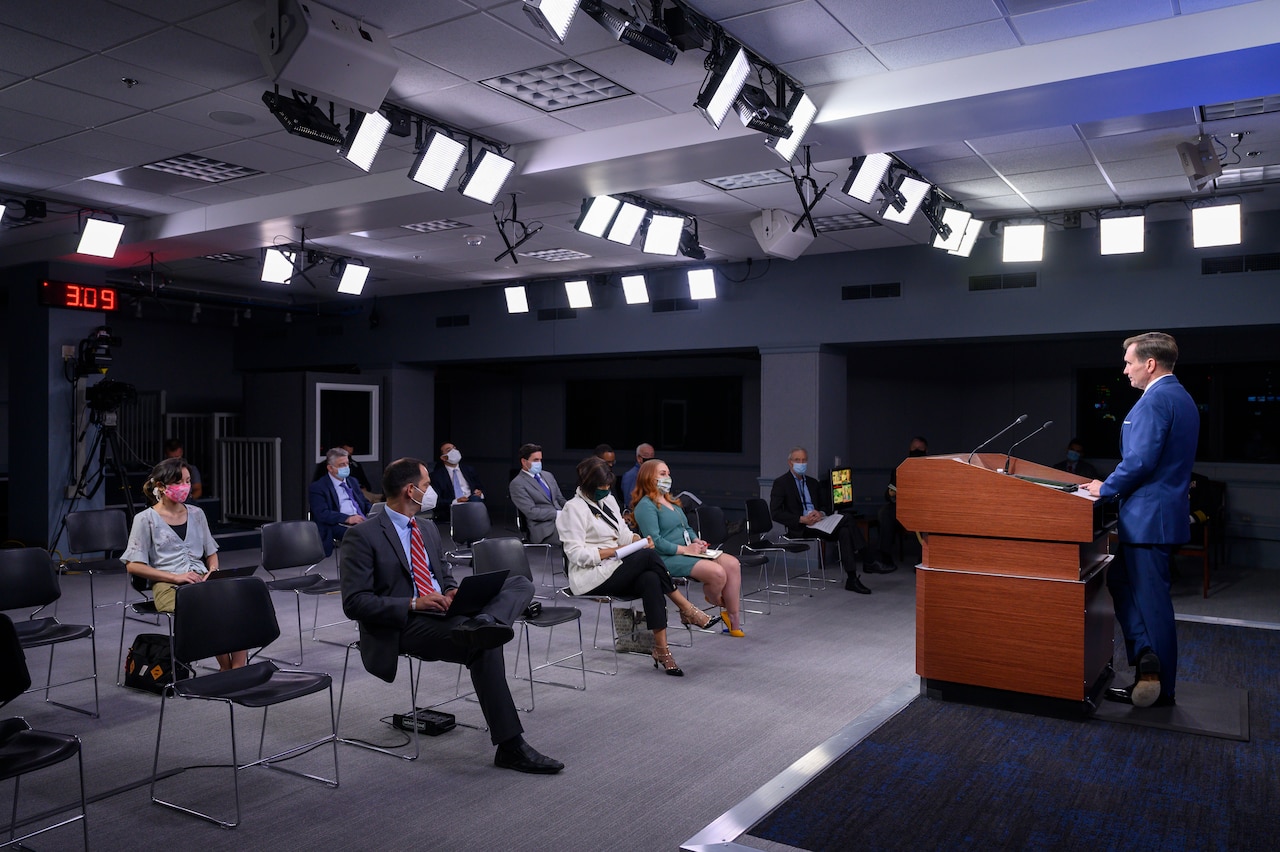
[413,569,509,618]
[205,565,260,581]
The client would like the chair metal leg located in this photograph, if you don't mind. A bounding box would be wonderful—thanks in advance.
[35,633,100,718]
[261,591,305,665]
[512,618,587,711]
[336,643,421,761]
[3,741,88,850]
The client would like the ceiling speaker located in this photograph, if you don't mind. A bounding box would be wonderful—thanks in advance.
[750,209,815,261]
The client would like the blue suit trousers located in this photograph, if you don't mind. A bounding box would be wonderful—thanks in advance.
[1107,543,1177,698]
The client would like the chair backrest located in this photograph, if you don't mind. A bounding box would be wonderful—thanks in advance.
[0,547,61,611]
[173,577,279,663]
[0,614,32,707]
[66,508,130,554]
[515,511,532,543]
[472,537,532,582]
[696,505,728,548]
[744,498,776,539]
[368,501,386,516]
[260,520,327,573]
[450,501,492,546]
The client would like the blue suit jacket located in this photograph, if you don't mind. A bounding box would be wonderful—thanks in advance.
[1101,374,1199,545]
[308,475,372,555]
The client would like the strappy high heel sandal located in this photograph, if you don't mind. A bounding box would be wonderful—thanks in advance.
[679,606,721,631]
[652,645,684,676]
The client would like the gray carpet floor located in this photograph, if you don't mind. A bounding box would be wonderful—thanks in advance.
[7,541,1272,851]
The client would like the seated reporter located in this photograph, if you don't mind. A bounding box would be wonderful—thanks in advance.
[339,457,562,774]
[556,456,715,677]
[121,457,245,671]
[309,447,373,557]
[632,459,744,637]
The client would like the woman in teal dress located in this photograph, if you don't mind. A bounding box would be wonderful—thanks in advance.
[631,459,744,637]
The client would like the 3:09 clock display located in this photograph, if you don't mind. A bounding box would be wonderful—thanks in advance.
[40,280,119,312]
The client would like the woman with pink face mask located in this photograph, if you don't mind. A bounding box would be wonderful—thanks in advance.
[122,457,246,670]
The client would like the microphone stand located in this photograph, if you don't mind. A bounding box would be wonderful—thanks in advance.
[1004,420,1053,474]
[967,414,1028,464]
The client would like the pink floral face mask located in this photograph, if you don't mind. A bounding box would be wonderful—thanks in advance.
[164,483,191,503]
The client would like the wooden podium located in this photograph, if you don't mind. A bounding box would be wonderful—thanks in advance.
[897,453,1114,711]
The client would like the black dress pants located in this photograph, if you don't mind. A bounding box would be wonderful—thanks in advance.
[586,549,675,630]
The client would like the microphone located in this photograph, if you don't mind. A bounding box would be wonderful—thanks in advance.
[1005,420,1053,473]
[967,414,1028,464]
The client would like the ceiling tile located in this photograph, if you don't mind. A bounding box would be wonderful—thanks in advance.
[39,54,211,111]
[0,159,87,190]
[98,111,242,153]
[945,176,1022,200]
[1086,125,1201,162]
[44,129,175,167]
[572,45,706,95]
[173,183,257,204]
[195,138,324,173]
[970,126,1082,154]
[870,21,1020,70]
[0,80,143,128]
[777,48,885,88]
[106,28,263,89]
[720,2,858,66]
[156,91,276,139]
[110,0,232,23]
[0,24,90,76]
[401,82,548,134]
[326,0,477,38]
[388,51,470,100]
[985,141,1095,176]
[472,114,582,144]
[823,0,1004,46]
[6,0,166,51]
[1019,187,1118,209]
[552,96,672,132]
[177,1,271,49]
[393,12,562,81]
[0,106,85,145]
[1100,155,1183,183]
[919,156,998,184]
[1,146,129,179]
[1009,0,1171,44]
[207,171,309,196]
[1006,164,1107,192]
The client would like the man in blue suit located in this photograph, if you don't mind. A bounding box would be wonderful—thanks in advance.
[1085,332,1199,708]
[309,447,373,556]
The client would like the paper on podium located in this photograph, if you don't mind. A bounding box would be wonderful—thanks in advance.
[809,514,843,535]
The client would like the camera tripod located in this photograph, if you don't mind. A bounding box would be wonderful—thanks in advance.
[48,412,138,552]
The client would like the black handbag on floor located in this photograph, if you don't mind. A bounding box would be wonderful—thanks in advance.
[124,633,193,694]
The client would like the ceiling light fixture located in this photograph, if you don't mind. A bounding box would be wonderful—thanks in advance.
[261,247,296,283]
[1002,222,1045,262]
[1191,202,1241,248]
[409,130,466,190]
[574,196,622,237]
[767,90,816,163]
[77,214,125,258]
[339,109,391,171]
[262,89,343,146]
[881,173,930,224]
[522,0,582,43]
[606,201,647,244]
[621,273,649,304]
[643,213,685,255]
[1099,212,1146,255]
[687,268,717,300]
[679,219,706,260]
[695,43,749,129]
[581,0,677,64]
[842,154,893,204]
[459,147,517,204]
[931,206,971,251]
[334,259,371,295]
[564,278,592,308]
[949,217,984,257]
[734,84,791,138]
[505,285,530,313]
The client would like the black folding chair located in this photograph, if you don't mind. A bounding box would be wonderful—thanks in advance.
[474,538,584,710]
[150,577,338,828]
[62,508,130,628]
[445,501,491,568]
[0,613,89,850]
[743,498,811,613]
[0,547,99,717]
[260,521,340,664]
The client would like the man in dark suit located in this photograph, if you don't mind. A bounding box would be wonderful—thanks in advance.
[1086,332,1199,709]
[770,446,885,595]
[508,442,565,546]
[309,447,373,556]
[1053,437,1100,479]
[430,441,485,526]
[339,457,563,774]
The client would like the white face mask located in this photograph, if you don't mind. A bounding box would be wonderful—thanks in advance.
[656,476,672,494]
[414,483,438,513]
[445,448,462,465]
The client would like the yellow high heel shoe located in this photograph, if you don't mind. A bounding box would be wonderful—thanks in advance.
[721,610,745,638]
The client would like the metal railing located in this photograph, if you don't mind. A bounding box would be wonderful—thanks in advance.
[218,437,281,525]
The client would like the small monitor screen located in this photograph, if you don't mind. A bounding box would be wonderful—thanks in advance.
[830,467,853,508]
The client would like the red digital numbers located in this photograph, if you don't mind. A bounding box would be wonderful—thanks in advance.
[40,281,119,311]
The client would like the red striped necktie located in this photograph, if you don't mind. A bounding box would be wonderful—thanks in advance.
[408,518,436,595]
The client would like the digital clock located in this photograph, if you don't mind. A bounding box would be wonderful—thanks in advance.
[40,280,119,312]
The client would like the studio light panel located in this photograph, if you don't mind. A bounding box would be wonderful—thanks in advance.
[261,248,295,283]
[643,213,684,255]
[340,110,390,172]
[77,218,125,258]
[505,285,530,313]
[1003,223,1045,263]
[576,196,621,237]
[460,149,517,204]
[607,201,646,244]
[695,46,750,129]
[621,274,649,304]
[1191,204,1241,248]
[882,175,930,224]
[410,131,466,190]
[931,207,973,252]
[1099,215,1145,255]
[843,153,892,204]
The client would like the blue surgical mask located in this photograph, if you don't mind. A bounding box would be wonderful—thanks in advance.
[792,462,808,476]
[529,461,543,475]
[336,466,350,479]
[1066,450,1082,463]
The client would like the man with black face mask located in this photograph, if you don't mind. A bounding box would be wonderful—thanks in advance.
[877,436,929,567]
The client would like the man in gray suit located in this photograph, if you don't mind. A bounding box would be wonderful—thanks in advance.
[508,442,565,546]
[340,456,562,773]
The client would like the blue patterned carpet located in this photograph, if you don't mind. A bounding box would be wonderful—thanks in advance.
[749,620,1279,851]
